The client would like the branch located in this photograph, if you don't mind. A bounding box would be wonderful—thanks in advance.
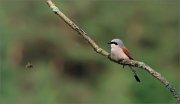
[46,0,180,103]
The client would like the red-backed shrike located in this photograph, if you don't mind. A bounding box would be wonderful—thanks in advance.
[108,39,140,82]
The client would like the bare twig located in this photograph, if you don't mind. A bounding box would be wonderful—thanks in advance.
[46,0,180,103]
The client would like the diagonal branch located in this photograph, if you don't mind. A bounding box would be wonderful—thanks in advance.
[46,0,180,103]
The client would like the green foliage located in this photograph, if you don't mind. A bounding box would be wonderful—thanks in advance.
[0,0,179,104]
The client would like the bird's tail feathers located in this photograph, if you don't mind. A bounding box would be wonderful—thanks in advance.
[130,67,141,82]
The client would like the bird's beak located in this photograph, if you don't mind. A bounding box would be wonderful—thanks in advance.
[107,42,111,44]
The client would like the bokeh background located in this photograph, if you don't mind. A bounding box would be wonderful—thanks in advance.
[0,0,179,104]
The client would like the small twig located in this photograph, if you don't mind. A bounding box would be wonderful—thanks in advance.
[46,0,180,103]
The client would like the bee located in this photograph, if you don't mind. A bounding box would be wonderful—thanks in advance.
[26,62,33,69]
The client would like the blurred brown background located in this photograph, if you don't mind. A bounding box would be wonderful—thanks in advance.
[0,0,179,104]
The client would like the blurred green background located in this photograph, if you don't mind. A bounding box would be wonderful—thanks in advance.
[0,0,179,104]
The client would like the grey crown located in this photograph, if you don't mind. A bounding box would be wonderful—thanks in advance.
[111,38,124,48]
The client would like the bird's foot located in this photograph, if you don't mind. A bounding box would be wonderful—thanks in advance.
[123,65,125,68]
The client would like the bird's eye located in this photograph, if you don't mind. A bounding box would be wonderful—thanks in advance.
[108,42,118,45]
[112,42,118,45]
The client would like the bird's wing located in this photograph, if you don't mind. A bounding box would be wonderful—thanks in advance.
[122,47,133,60]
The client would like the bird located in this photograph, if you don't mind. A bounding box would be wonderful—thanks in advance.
[108,38,140,82]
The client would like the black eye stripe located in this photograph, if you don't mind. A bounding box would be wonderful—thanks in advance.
[111,42,118,45]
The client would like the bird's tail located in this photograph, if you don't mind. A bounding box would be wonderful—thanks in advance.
[129,67,140,82]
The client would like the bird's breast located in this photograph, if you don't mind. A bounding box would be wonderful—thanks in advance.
[111,47,129,61]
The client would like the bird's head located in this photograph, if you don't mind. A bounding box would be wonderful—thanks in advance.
[108,38,124,48]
